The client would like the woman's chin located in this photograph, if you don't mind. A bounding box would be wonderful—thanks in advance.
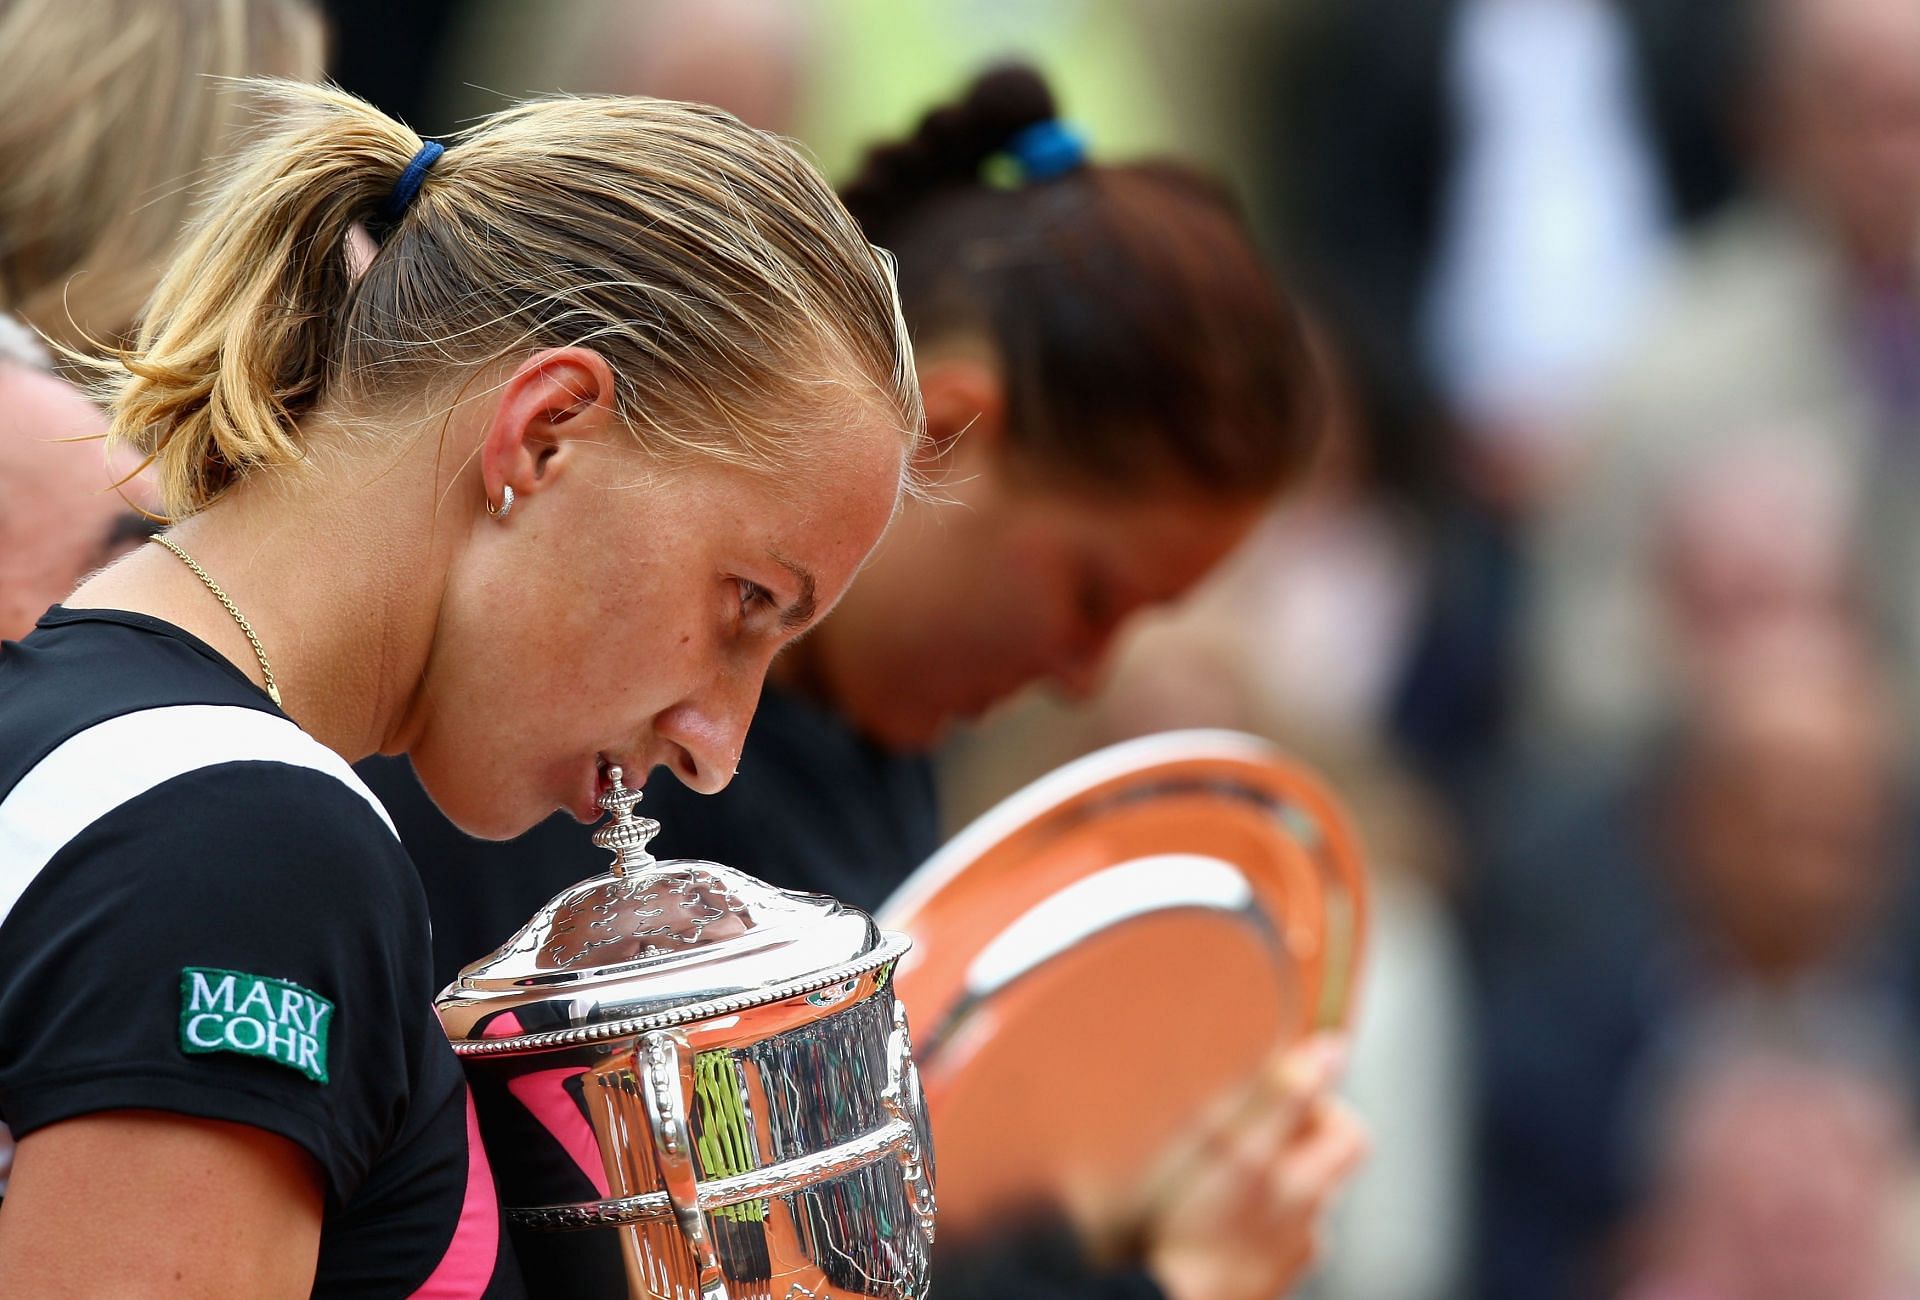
[418,775,543,843]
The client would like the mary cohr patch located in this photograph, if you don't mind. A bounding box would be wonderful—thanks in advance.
[178,967,332,1083]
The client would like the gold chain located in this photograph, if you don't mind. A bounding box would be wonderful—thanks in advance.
[149,535,283,707]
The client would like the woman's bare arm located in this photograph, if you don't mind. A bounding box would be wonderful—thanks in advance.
[0,1111,323,1298]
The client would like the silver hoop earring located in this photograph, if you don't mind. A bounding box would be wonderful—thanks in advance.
[486,484,515,520]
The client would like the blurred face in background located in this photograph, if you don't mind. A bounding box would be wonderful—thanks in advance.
[0,366,152,640]
[791,355,1267,751]
[1637,1053,1914,1300]
[1675,623,1901,975]
[1762,0,1920,268]
[1655,437,1858,687]
[586,0,810,133]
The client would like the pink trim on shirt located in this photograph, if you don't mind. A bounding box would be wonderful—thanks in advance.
[505,1065,613,1199]
[477,1011,611,1199]
[410,1089,501,1298]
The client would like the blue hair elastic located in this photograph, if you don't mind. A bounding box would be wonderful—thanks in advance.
[1005,120,1087,183]
[382,140,444,222]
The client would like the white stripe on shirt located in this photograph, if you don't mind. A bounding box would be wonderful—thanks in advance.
[0,703,396,930]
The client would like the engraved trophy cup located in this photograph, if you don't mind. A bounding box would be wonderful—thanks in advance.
[436,768,936,1300]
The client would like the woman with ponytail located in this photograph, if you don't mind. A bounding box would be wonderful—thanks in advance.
[382,64,1364,1300]
[0,81,920,1296]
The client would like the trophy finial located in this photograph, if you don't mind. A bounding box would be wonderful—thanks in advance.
[592,765,660,878]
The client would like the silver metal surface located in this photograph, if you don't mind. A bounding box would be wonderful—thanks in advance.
[445,934,913,1058]
[438,768,887,1044]
[509,1118,919,1230]
[643,1030,729,1299]
[594,770,663,877]
[438,767,935,1299]
[880,1001,937,1247]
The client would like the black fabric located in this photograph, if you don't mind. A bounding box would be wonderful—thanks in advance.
[0,608,521,1298]
[365,681,1164,1300]
[938,1218,1167,1300]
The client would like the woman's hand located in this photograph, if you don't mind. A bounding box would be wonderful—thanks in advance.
[0,1110,323,1297]
[1141,1034,1369,1300]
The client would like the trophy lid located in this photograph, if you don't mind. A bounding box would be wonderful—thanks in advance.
[438,766,900,1054]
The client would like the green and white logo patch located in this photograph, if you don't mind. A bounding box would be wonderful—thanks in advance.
[178,967,332,1084]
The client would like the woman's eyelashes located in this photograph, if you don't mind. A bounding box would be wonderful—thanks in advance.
[735,577,779,622]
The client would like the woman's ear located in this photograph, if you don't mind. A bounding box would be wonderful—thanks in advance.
[480,347,618,505]
[916,354,1005,474]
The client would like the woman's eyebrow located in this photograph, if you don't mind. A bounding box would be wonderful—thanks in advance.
[770,551,818,630]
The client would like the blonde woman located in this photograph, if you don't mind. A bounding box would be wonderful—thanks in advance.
[0,83,920,1297]
[0,0,326,352]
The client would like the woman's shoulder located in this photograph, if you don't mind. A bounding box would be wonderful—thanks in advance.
[0,658,437,1205]
[2,609,338,798]
[1,614,418,949]
[3,714,411,925]
[0,744,436,1206]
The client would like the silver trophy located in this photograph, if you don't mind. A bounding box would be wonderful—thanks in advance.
[437,768,936,1300]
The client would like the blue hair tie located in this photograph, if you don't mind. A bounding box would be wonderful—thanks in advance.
[1005,120,1087,183]
[383,140,444,222]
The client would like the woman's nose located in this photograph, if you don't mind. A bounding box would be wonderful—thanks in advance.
[655,674,762,795]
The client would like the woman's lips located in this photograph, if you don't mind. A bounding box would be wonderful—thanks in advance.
[569,755,609,824]
[569,763,602,825]
[572,753,644,824]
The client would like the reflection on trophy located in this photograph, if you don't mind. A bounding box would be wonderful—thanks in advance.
[437,768,936,1300]
[879,730,1368,1251]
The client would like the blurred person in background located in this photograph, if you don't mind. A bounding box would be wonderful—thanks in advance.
[421,0,815,139]
[1526,0,1920,748]
[0,0,325,641]
[1268,0,1748,508]
[0,0,326,355]
[1472,612,1920,1300]
[938,311,1515,826]
[0,337,124,642]
[1647,438,1861,702]
[942,326,1481,1300]
[1617,1026,1920,1300]
[1262,0,1753,846]
[425,0,1183,182]
[1128,0,1754,833]
[365,63,1367,1300]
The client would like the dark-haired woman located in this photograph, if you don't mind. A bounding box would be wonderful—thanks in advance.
[371,65,1365,1300]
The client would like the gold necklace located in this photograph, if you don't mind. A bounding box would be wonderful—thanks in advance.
[150,535,283,707]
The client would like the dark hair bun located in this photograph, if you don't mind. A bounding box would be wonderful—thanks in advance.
[842,63,1059,240]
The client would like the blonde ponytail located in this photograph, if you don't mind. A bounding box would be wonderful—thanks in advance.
[109,84,421,514]
[101,82,921,518]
